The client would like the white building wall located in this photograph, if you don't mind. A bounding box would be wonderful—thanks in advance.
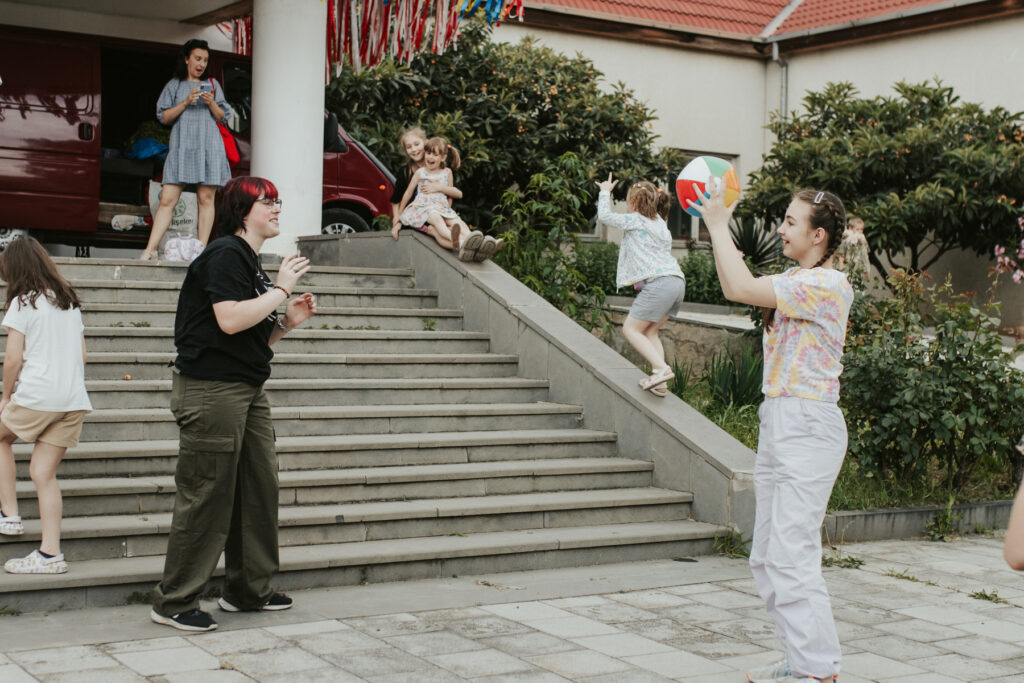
[494,25,768,183]
[0,1,233,49]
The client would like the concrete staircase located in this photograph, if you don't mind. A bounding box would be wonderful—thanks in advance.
[0,257,724,612]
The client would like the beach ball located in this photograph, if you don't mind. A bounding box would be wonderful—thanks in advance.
[676,156,741,217]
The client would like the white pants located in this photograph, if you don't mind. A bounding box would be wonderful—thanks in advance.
[749,396,847,679]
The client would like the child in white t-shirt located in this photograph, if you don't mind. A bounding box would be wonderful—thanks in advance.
[0,237,92,574]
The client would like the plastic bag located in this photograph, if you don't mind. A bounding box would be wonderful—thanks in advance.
[164,233,205,262]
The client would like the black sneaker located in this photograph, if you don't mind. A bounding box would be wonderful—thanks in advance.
[218,592,293,612]
[150,608,218,632]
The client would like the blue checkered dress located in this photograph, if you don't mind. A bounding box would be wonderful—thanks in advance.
[157,78,233,187]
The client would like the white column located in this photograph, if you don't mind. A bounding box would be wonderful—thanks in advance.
[251,0,326,256]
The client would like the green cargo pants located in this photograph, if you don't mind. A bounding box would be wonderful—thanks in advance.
[152,370,279,616]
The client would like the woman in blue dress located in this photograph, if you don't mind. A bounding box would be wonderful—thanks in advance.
[142,39,232,259]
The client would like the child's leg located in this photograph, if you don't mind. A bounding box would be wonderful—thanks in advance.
[424,225,454,250]
[30,441,67,555]
[643,316,671,368]
[0,424,19,519]
[623,316,669,373]
[428,214,460,249]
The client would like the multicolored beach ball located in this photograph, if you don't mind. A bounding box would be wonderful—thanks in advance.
[676,156,741,217]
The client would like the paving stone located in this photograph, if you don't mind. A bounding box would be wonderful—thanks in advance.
[261,668,365,682]
[578,670,674,682]
[159,672,253,683]
[104,636,191,654]
[844,634,945,661]
[933,635,1024,661]
[841,651,928,678]
[479,632,579,658]
[697,617,778,643]
[906,652,1020,680]
[346,613,441,637]
[192,629,288,656]
[606,590,694,610]
[684,589,764,609]
[40,667,147,682]
[484,602,574,622]
[10,645,120,675]
[322,647,428,678]
[876,675,964,683]
[385,630,486,656]
[623,649,732,678]
[292,628,388,656]
[526,649,634,678]
[113,645,221,675]
[219,645,332,679]
[0,665,34,683]
[570,632,675,658]
[558,600,661,624]
[831,602,906,627]
[875,618,970,643]
[264,620,350,637]
[955,618,1024,643]
[472,671,572,683]
[544,595,609,609]
[428,648,535,677]
[370,666,466,683]
[440,615,533,639]
[657,603,738,624]
[895,605,986,625]
[523,616,622,639]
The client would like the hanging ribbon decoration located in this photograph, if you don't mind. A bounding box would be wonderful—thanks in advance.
[227,0,522,75]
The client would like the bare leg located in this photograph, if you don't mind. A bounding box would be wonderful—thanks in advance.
[0,425,19,518]
[623,315,669,373]
[144,184,184,255]
[424,225,454,250]
[30,441,66,556]
[426,213,457,249]
[196,185,217,245]
[644,316,671,368]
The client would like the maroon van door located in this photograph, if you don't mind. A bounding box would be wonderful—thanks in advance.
[0,30,101,232]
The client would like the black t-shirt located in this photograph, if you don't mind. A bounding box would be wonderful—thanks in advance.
[174,235,278,385]
[390,164,415,205]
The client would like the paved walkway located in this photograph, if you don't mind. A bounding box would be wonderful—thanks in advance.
[0,536,1021,682]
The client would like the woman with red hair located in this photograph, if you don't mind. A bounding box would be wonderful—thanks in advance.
[150,176,317,632]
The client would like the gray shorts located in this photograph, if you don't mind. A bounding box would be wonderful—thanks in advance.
[628,275,686,322]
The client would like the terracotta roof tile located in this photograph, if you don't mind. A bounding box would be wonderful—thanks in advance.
[771,0,954,36]
[527,0,791,36]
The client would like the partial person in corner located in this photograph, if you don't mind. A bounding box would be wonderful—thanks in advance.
[150,176,316,632]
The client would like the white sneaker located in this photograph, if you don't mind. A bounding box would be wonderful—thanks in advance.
[747,659,790,682]
[4,549,68,574]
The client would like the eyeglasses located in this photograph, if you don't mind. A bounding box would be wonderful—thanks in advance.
[257,198,283,209]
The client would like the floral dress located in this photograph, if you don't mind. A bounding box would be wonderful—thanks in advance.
[156,78,233,187]
[399,168,459,227]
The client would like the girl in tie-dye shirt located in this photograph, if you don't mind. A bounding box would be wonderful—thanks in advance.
[689,184,852,683]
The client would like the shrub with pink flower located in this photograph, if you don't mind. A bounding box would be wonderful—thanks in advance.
[993,216,1024,284]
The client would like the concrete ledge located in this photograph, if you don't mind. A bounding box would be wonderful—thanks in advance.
[824,500,1014,543]
[301,232,757,534]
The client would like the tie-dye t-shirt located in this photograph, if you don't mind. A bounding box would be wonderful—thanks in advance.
[763,267,854,403]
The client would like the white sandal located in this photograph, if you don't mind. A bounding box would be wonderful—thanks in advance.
[639,367,674,392]
[0,512,24,536]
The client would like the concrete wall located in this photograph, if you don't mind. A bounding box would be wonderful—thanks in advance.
[300,231,757,535]
[0,1,232,48]
[493,25,768,184]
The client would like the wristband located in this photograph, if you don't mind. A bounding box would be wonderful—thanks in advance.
[273,285,291,297]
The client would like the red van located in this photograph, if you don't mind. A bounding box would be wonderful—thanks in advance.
[0,24,394,250]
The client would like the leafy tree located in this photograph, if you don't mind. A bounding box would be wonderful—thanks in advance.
[740,81,1024,279]
[326,20,682,230]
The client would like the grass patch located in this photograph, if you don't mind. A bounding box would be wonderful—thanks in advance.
[969,590,1009,604]
[671,380,759,452]
[713,529,750,559]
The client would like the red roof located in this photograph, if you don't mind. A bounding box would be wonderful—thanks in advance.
[526,0,963,38]
[771,0,952,36]
[527,0,791,36]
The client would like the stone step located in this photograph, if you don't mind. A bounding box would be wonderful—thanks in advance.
[79,327,490,354]
[77,304,464,330]
[51,352,520,381]
[0,488,692,562]
[0,280,439,309]
[12,458,654,517]
[0,520,726,612]
[85,377,547,409]
[76,402,584,442]
[14,429,620,478]
[49,257,416,288]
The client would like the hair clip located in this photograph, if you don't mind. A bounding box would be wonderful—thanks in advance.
[813,191,824,204]
[656,188,662,194]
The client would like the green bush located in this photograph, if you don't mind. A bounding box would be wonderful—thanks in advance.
[679,250,728,306]
[702,345,764,408]
[492,152,609,333]
[841,270,1024,495]
[574,241,620,296]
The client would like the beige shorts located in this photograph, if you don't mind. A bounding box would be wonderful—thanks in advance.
[1,402,88,448]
